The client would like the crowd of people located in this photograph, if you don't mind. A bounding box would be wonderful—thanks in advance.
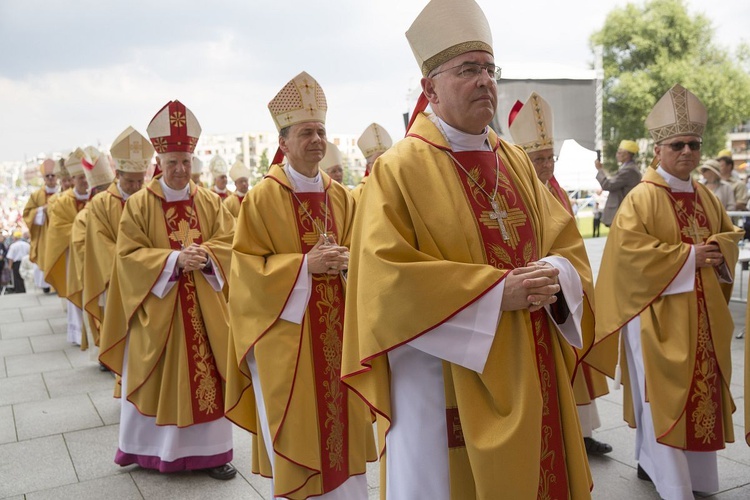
[11,1,750,499]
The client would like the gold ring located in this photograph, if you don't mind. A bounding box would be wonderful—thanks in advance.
[705,258,711,264]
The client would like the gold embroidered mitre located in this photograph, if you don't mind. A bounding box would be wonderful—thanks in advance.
[64,147,86,177]
[357,123,393,159]
[406,0,493,76]
[508,92,554,154]
[268,71,327,132]
[110,126,154,173]
[209,155,228,176]
[645,84,707,143]
[191,156,204,175]
[147,100,202,154]
[82,146,115,187]
[40,159,56,177]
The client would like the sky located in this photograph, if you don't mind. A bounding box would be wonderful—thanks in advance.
[0,0,747,162]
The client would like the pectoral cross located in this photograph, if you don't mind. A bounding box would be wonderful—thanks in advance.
[490,200,510,241]
[689,217,703,244]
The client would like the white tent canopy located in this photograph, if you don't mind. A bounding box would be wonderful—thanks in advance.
[554,139,602,192]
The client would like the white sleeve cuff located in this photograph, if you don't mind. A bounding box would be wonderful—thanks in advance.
[34,208,45,225]
[539,256,583,349]
[151,251,180,298]
[408,280,504,373]
[663,246,695,296]
[201,255,224,291]
[279,255,312,325]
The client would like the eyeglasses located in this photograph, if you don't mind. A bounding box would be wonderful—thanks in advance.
[662,140,702,152]
[430,62,501,82]
[531,154,555,167]
[44,174,56,179]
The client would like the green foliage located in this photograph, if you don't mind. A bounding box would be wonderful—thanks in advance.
[342,159,362,187]
[253,148,270,186]
[591,0,750,167]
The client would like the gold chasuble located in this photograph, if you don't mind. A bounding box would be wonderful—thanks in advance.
[223,192,244,218]
[99,179,234,427]
[225,165,375,500]
[44,189,88,297]
[22,188,54,265]
[67,207,88,311]
[547,179,610,409]
[83,183,125,345]
[591,167,741,450]
[342,113,594,499]
[349,177,367,205]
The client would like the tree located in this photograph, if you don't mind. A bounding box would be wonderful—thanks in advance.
[253,148,270,186]
[590,0,750,168]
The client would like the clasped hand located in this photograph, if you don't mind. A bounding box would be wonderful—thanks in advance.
[177,243,209,272]
[694,243,724,269]
[501,261,561,313]
[307,235,349,275]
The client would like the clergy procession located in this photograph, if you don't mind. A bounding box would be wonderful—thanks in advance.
[9,0,749,499]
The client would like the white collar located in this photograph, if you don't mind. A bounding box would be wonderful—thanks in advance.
[116,181,130,200]
[159,177,190,201]
[212,186,227,194]
[431,115,491,152]
[284,164,323,193]
[656,166,694,193]
[74,189,90,201]
[45,185,59,195]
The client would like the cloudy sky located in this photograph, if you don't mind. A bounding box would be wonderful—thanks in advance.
[0,0,747,162]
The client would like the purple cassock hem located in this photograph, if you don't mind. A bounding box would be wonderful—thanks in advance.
[115,449,233,473]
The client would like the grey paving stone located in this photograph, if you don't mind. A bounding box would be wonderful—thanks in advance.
[594,397,628,432]
[709,483,750,499]
[14,393,103,440]
[0,404,16,444]
[588,454,661,499]
[0,373,48,406]
[48,316,68,334]
[1,319,53,339]
[591,424,639,469]
[64,424,127,481]
[0,308,23,324]
[43,365,117,398]
[0,293,41,310]
[25,474,143,500]
[21,304,70,321]
[65,346,99,369]
[0,356,5,378]
[88,387,121,425]
[714,452,750,492]
[30,333,76,353]
[0,434,77,497]
[0,337,32,357]
[718,425,750,467]
[130,466,263,500]
[5,350,71,377]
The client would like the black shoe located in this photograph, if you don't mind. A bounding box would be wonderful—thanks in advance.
[204,463,237,480]
[584,437,612,455]
[99,363,110,372]
[42,287,51,294]
[637,464,652,482]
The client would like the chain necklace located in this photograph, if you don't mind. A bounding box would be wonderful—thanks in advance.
[286,166,331,243]
[443,150,510,241]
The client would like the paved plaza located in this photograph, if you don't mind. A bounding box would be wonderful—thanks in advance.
[0,237,747,499]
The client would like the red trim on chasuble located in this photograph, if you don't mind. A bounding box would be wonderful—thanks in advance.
[548,177,574,216]
[291,191,349,493]
[450,150,570,498]
[161,198,224,425]
[669,191,724,451]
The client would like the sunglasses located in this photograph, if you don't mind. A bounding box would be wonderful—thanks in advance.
[662,141,702,152]
[44,174,56,179]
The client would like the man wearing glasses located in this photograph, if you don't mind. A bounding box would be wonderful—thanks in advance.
[342,0,595,497]
[593,84,742,499]
[594,139,642,227]
[22,158,58,293]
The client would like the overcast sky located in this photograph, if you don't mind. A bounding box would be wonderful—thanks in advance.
[0,0,747,162]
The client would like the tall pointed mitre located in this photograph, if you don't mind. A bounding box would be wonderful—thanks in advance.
[508,92,554,154]
[406,0,493,77]
[645,84,707,143]
[40,159,56,176]
[82,146,115,187]
[146,100,201,154]
[64,148,86,177]
[229,158,251,181]
[268,71,327,132]
[320,142,343,171]
[357,123,393,159]
[54,158,70,179]
[209,155,228,176]
[192,156,204,175]
[110,126,154,173]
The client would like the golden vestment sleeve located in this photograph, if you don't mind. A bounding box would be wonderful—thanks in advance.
[43,190,81,297]
[349,177,366,205]
[224,194,241,218]
[22,189,48,264]
[83,185,122,324]
[590,168,741,446]
[341,114,595,497]
[66,207,88,311]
